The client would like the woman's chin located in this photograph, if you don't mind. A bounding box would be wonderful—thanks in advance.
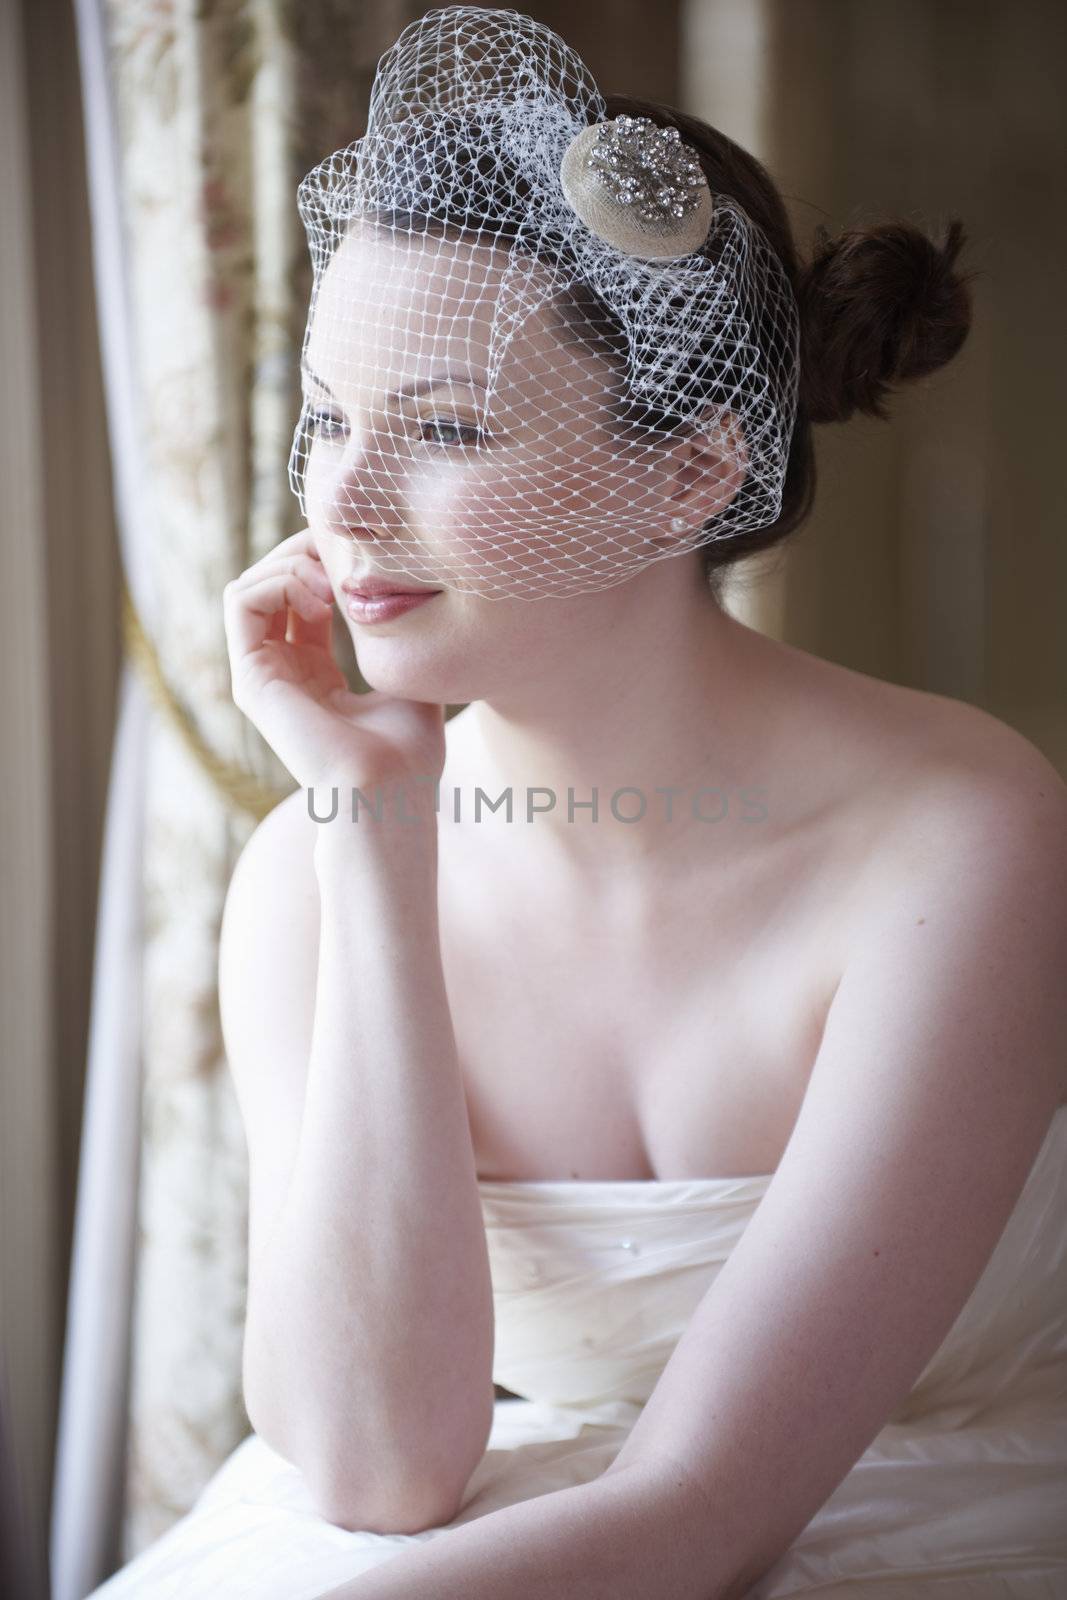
[350,637,473,704]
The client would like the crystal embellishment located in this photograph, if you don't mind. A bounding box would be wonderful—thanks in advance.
[585,115,706,226]
[559,114,714,261]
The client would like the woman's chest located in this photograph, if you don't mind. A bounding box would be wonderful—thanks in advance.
[435,831,851,1183]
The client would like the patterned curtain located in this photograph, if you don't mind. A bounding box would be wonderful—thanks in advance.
[56,1,430,1586]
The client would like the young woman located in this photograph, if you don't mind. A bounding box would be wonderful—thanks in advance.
[90,9,1067,1599]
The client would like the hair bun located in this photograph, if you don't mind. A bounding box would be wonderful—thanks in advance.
[797,217,975,426]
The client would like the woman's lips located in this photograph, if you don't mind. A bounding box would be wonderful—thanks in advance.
[343,590,442,623]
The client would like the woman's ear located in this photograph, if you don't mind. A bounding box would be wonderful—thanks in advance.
[654,410,749,545]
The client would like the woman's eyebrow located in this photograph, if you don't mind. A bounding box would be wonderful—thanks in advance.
[300,359,487,401]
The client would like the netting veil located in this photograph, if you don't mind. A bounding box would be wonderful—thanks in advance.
[288,4,801,600]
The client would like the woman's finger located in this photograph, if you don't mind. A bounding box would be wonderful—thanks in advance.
[223,571,331,680]
[229,548,331,598]
[266,605,288,645]
[264,525,326,564]
[287,598,335,650]
[282,556,335,648]
[225,527,325,598]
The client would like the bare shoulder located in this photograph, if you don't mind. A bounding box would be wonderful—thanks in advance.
[260,782,325,858]
[220,787,323,965]
[219,787,321,1095]
[867,681,1067,859]
[852,680,1067,1076]
[774,645,1067,978]
[233,785,326,909]
[777,633,1067,839]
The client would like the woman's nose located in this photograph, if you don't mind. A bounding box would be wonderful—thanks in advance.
[320,457,399,543]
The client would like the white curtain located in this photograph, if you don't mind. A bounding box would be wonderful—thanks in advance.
[50,2,156,1593]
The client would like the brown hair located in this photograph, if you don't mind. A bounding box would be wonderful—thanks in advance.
[599,96,976,599]
[338,94,977,600]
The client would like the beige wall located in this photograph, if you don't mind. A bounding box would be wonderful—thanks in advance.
[686,0,1066,775]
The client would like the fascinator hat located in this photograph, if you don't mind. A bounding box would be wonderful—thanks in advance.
[289,5,801,600]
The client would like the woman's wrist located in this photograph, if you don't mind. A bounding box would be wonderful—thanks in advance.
[311,779,440,883]
[305,771,441,827]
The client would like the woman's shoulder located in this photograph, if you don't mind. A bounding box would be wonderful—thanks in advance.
[245,784,321,865]
[758,639,1067,923]
[795,651,1067,907]
[863,675,1063,827]
[777,635,1064,803]
[229,787,322,936]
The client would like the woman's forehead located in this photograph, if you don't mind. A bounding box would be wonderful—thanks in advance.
[307,225,571,389]
[316,223,522,321]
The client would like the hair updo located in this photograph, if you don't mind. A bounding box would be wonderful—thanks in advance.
[598,95,976,597]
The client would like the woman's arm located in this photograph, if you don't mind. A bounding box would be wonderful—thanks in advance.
[311,1461,691,1600]
[314,750,1067,1600]
[599,755,1067,1596]
[227,788,495,1533]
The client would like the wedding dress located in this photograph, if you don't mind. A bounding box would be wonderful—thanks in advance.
[86,1104,1067,1599]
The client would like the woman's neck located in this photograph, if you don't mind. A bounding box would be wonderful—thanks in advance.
[440,576,789,886]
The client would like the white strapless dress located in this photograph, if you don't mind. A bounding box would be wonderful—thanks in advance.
[87,1106,1067,1599]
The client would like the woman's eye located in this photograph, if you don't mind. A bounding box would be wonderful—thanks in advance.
[307,406,345,441]
[418,418,484,449]
[305,406,485,450]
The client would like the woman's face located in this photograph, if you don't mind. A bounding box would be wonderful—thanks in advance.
[298,222,727,701]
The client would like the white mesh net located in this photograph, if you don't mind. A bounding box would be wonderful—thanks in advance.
[288,4,801,602]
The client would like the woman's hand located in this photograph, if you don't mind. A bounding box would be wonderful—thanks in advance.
[223,526,446,796]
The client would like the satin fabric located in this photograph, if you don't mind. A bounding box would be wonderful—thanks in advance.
[87,1106,1067,1598]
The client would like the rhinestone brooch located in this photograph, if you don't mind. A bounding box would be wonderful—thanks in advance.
[559,113,714,261]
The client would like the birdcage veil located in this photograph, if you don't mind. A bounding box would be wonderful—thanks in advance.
[288,4,800,600]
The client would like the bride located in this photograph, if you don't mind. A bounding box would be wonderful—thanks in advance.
[92,8,1067,1598]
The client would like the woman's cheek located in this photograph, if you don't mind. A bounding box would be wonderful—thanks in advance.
[407,469,502,561]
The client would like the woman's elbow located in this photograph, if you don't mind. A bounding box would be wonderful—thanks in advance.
[318,1393,495,1533]
[312,1472,467,1535]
